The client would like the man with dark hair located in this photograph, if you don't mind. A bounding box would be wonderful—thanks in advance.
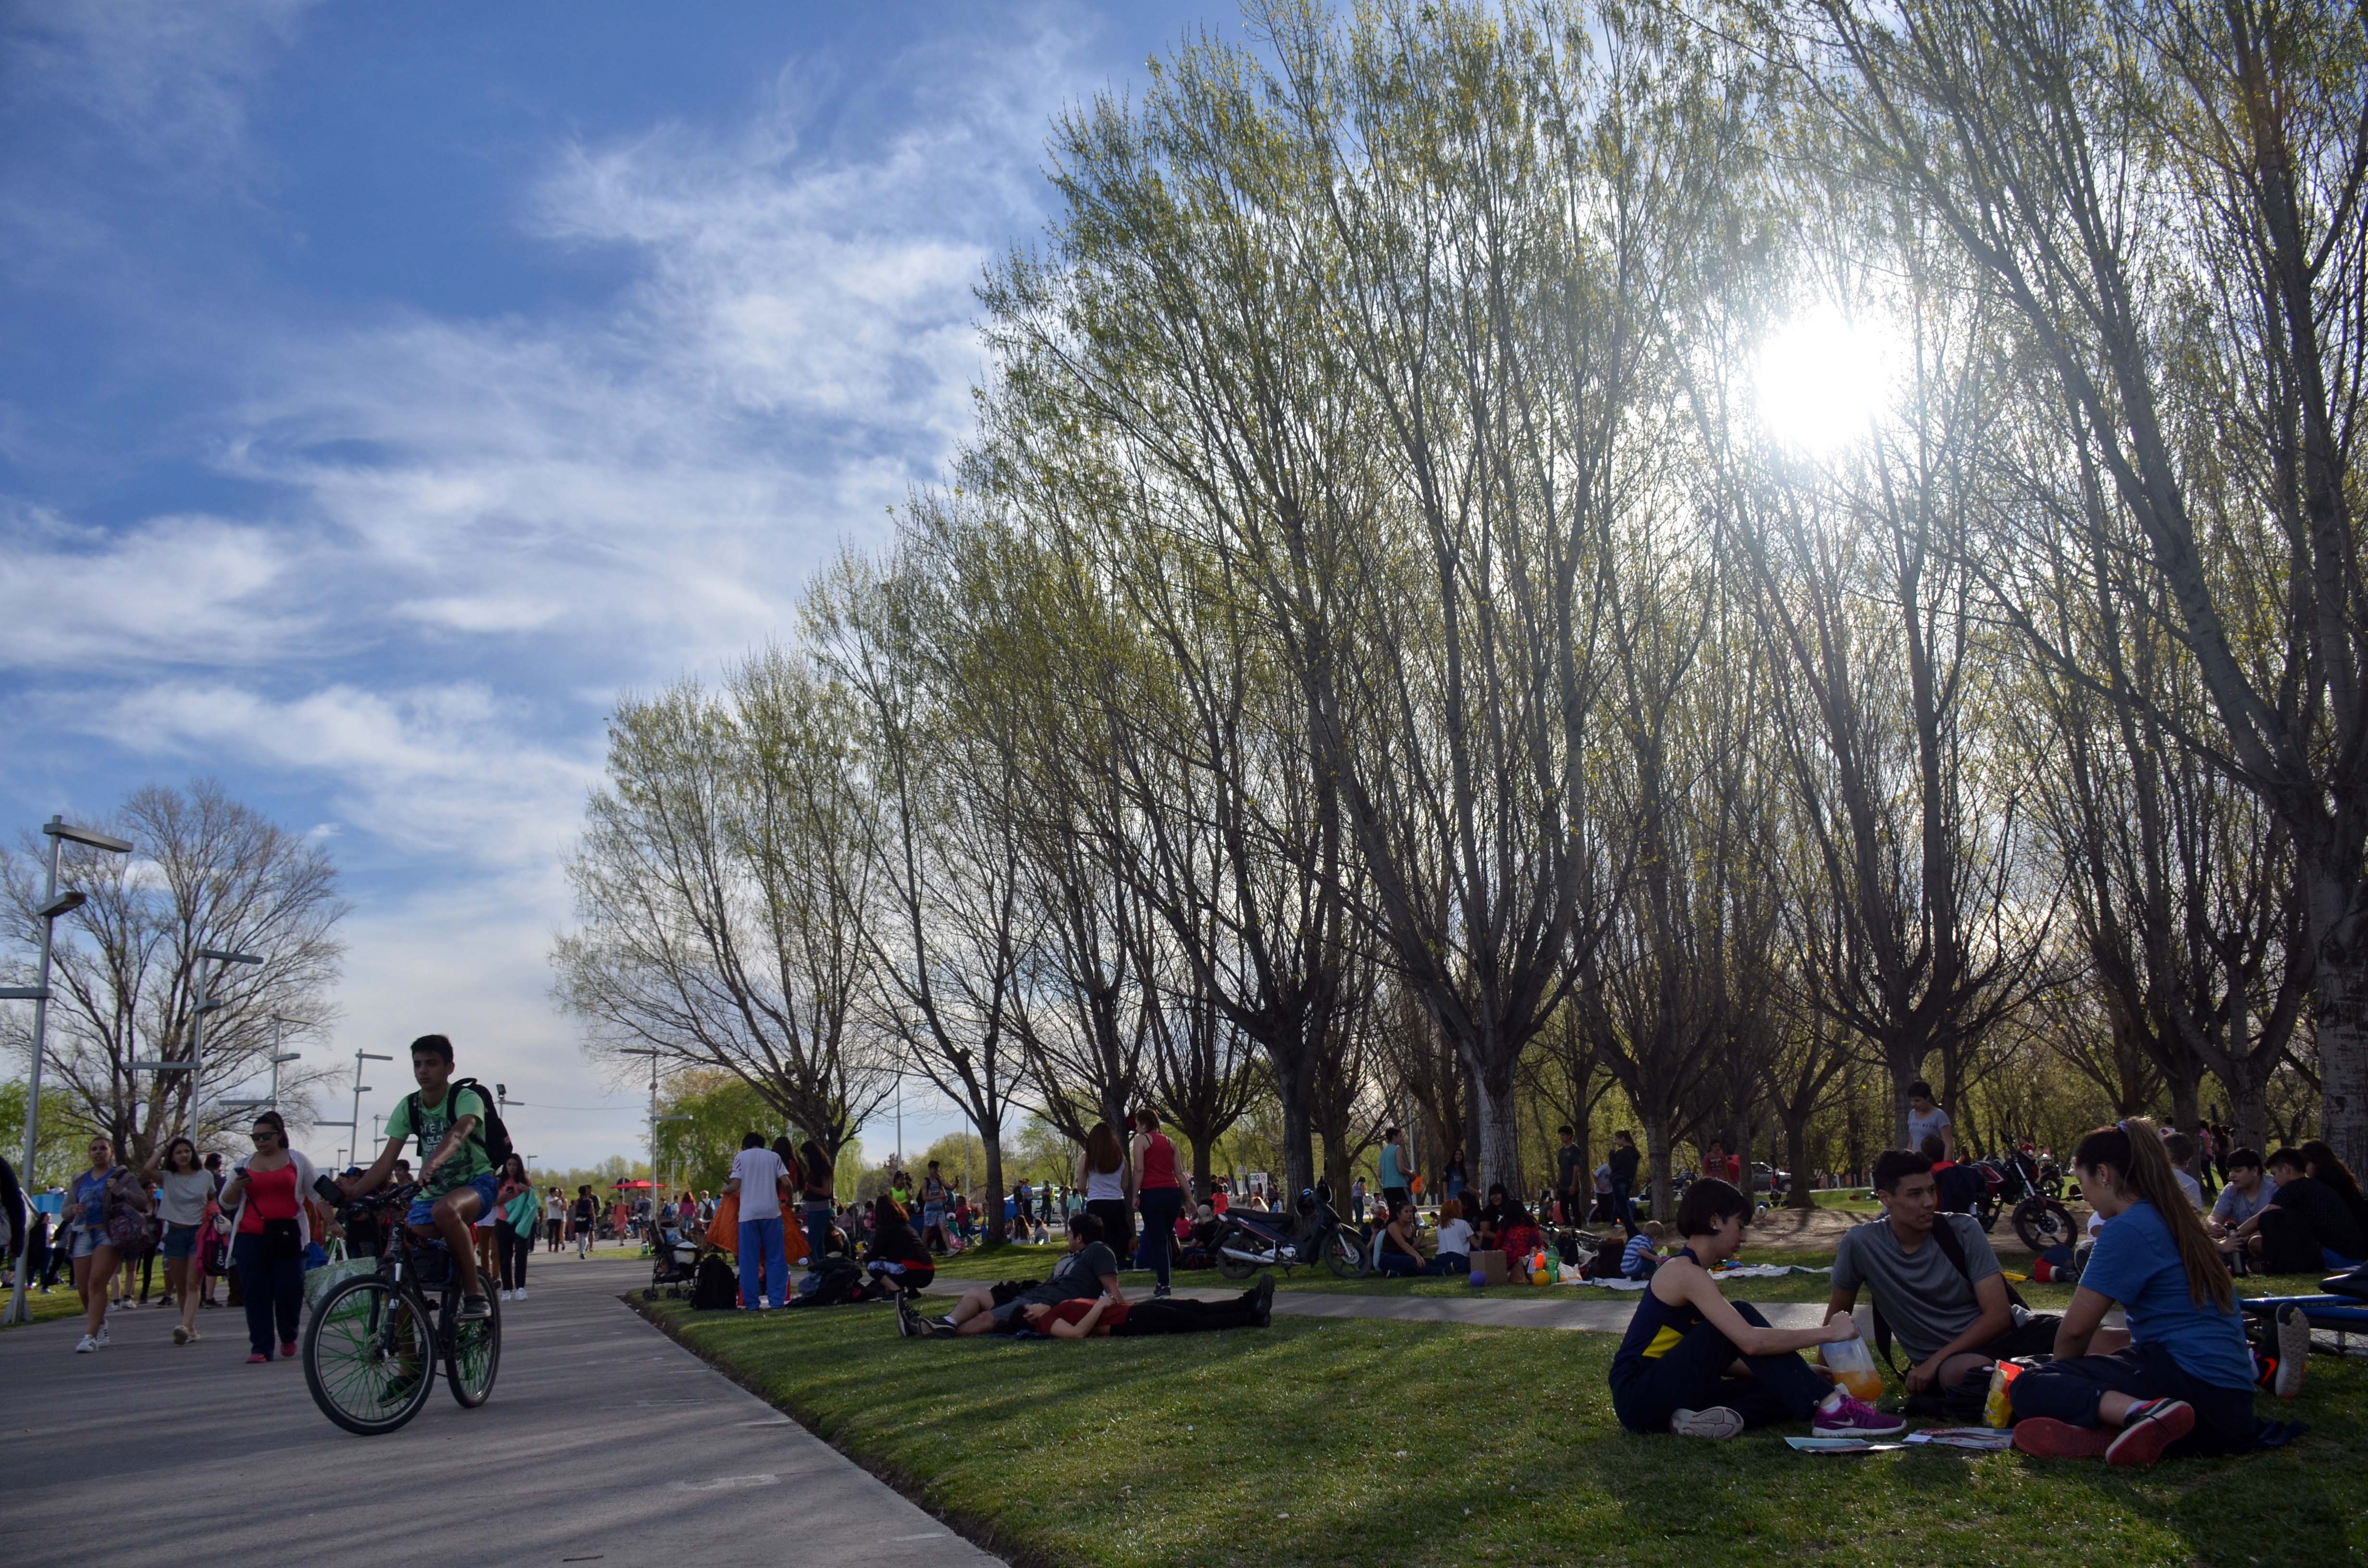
[2208,1148,2275,1250]
[1827,1150,2058,1396]
[340,1033,497,1320]
[921,1212,1123,1337]
[2236,1148,2366,1273]
[1607,1131,1641,1238]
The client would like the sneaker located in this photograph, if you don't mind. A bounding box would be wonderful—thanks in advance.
[185,1330,202,1344]
[2275,1302,2309,1398]
[173,1324,190,1346]
[513,1287,527,1301]
[74,1334,100,1354]
[498,1289,512,1302]
[1153,1284,1172,1299]
[2107,1399,2195,1468]
[279,1340,298,1359]
[246,1352,268,1364]
[894,1294,919,1338]
[95,1326,109,1348]
[2011,1417,2113,1458]
[1671,1407,1746,1439]
[1813,1394,1907,1440]
[458,1294,493,1322]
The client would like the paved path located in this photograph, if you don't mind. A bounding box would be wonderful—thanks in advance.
[2,1256,999,1568]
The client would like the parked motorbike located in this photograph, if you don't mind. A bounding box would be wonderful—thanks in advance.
[1215,1188,1366,1280]
[1971,1154,2078,1253]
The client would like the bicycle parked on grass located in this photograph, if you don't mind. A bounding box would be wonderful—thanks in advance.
[301,1176,501,1436]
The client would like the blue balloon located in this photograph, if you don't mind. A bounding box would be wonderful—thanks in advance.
[1468,1269,1487,1287]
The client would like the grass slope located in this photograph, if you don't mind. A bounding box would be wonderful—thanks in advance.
[645,1293,2364,1568]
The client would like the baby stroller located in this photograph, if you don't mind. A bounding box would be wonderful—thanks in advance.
[646,1217,707,1299]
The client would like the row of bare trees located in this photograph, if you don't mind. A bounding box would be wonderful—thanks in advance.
[552,0,2364,1227]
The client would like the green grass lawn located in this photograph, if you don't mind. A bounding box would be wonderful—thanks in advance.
[643,1293,2364,1568]
[0,1284,92,1331]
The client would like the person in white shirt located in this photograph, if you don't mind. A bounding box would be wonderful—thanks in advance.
[543,1187,566,1252]
[2163,1131,2207,1211]
[1431,1200,1474,1274]
[724,1132,790,1310]
[1906,1081,1954,1161]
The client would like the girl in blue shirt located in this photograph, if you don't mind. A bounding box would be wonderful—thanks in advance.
[2011,1118,2257,1465]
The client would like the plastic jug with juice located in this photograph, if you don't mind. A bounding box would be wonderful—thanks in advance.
[1818,1333,1886,1404]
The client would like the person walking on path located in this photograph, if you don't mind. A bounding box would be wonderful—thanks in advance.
[544,1187,566,1252]
[725,1132,790,1311]
[65,1135,148,1355]
[495,1155,537,1301]
[1377,1128,1411,1215]
[1079,1123,1134,1265]
[570,1186,599,1257]
[145,1137,214,1346]
[1607,1133,1640,1235]
[1130,1109,1186,1298]
[219,1111,317,1364]
[1556,1126,1587,1228]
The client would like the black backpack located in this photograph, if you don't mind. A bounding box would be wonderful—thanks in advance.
[403,1077,515,1172]
[691,1252,739,1310]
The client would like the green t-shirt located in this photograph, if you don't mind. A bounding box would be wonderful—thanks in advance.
[385,1084,491,1196]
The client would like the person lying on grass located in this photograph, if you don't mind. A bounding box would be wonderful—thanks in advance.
[912,1211,1122,1337]
[1608,1176,1900,1442]
[2008,1119,2269,1466]
[1016,1276,1276,1337]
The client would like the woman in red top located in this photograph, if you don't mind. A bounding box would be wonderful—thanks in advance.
[1130,1108,1186,1297]
[218,1111,319,1363]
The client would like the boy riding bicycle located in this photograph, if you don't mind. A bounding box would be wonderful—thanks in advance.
[339,1034,498,1321]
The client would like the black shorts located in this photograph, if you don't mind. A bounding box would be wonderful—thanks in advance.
[1975,1312,2063,1361]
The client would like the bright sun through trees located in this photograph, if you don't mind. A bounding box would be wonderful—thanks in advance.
[1752,305,1898,457]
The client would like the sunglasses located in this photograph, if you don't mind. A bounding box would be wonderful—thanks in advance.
[252,1130,281,1143]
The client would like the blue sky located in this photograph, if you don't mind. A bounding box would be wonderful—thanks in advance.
[0,0,1226,1170]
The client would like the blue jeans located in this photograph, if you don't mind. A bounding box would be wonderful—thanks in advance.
[738,1215,788,1309]
[1375,1250,1422,1276]
[1427,1251,1470,1276]
[1137,1189,1185,1288]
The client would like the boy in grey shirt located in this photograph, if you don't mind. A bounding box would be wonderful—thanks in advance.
[1826,1149,2056,1395]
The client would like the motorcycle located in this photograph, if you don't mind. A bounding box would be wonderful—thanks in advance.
[1973,1154,2078,1253]
[1215,1187,1367,1280]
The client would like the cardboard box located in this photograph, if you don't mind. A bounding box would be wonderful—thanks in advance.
[1472,1248,1509,1286]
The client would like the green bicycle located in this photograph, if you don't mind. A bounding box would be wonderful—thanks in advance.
[302,1178,502,1436]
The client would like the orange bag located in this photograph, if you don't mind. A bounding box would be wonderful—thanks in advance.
[706,1191,740,1252]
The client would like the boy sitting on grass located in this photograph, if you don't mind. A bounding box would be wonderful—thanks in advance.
[1621,1221,1665,1280]
[1608,1178,1900,1441]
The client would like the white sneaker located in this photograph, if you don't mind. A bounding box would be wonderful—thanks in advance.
[96,1326,110,1348]
[75,1334,99,1354]
[498,1289,512,1301]
[513,1287,527,1301]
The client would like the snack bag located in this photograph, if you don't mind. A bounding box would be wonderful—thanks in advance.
[1982,1359,2025,1429]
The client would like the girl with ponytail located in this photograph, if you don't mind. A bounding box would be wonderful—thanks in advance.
[2009,1119,2259,1466]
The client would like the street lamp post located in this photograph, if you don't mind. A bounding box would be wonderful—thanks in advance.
[266,1016,301,1111]
[5,816,133,1327]
[184,946,262,1140]
[346,1051,391,1167]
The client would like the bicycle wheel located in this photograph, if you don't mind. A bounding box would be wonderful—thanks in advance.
[304,1275,436,1436]
[445,1291,502,1408]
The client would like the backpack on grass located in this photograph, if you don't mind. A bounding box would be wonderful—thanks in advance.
[691,1252,739,1311]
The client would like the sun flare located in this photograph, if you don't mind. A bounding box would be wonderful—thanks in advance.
[1752,306,1898,459]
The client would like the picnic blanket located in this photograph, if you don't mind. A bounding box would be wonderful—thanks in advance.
[1555,1262,1830,1289]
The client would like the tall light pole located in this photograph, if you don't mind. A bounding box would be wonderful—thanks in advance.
[6,815,133,1327]
[266,1016,301,1110]
[620,1048,689,1237]
[344,1050,390,1167]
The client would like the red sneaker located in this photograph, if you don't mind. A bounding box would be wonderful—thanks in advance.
[279,1341,298,1359]
[2106,1400,2195,1468]
[245,1353,268,1365]
[2011,1418,2112,1458]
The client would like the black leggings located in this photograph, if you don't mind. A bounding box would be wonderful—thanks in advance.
[232,1232,303,1356]
[1114,1288,1266,1336]
[1087,1198,1133,1262]
[499,1223,531,1290]
[1609,1300,1831,1433]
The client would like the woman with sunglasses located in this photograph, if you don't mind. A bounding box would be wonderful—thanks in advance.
[144,1136,214,1346]
[218,1112,320,1363]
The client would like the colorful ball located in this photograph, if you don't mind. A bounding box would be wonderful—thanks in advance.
[1531,1268,1549,1286]
[1468,1269,1487,1287]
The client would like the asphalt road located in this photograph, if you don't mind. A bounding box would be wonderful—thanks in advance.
[2,1255,1000,1568]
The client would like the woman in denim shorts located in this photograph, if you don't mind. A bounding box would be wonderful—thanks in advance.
[147,1136,215,1346]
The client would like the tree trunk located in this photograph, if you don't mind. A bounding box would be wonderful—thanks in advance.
[2166,1072,2202,1139]
[981,1127,1007,1246]
[1273,1058,1317,1202]
[1642,1112,1673,1225]
[1473,1061,1523,1199]
[2314,893,2368,1174]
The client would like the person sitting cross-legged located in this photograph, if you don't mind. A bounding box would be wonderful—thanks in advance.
[903,1211,1122,1338]
[2009,1119,2264,1465]
[1827,1149,2060,1401]
[1609,1177,1901,1441]
[1372,1198,1428,1276]
[1021,1276,1275,1338]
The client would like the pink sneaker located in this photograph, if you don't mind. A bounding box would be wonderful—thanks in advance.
[279,1341,298,1359]
[1813,1393,1906,1440]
